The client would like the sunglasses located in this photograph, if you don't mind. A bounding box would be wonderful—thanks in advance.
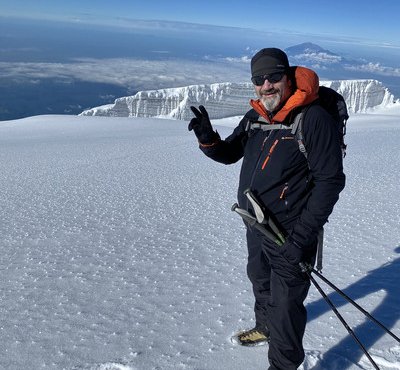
[251,72,285,86]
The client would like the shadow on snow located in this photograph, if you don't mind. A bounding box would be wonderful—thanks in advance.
[306,246,400,369]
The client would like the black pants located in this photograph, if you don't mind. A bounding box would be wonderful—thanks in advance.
[246,227,315,370]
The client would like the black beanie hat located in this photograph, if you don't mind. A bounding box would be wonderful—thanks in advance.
[251,48,289,77]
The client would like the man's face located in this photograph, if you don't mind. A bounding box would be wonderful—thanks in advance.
[253,74,291,112]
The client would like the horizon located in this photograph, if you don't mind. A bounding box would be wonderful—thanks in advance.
[1,1,400,121]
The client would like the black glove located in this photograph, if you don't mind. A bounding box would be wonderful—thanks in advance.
[188,105,220,144]
[279,238,306,265]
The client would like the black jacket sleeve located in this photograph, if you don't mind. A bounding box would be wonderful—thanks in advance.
[198,114,250,164]
[290,105,346,247]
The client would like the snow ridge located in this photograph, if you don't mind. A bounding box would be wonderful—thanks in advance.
[80,79,396,119]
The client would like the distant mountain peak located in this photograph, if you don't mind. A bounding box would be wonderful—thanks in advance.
[286,42,335,55]
[285,42,339,57]
[284,42,342,67]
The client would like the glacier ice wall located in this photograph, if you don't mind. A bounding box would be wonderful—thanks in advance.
[80,79,396,119]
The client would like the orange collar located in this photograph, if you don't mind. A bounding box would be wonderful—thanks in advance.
[250,66,319,123]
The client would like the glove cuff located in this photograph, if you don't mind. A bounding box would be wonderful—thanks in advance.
[198,130,220,146]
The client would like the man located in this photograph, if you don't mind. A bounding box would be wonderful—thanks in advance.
[188,48,345,370]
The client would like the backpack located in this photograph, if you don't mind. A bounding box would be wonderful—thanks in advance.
[246,86,349,271]
[293,85,349,159]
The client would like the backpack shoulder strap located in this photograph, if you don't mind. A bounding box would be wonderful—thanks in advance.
[292,105,312,159]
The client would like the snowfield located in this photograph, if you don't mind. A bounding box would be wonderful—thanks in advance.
[0,108,399,370]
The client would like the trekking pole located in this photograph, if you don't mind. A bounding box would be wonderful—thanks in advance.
[238,190,399,343]
[309,266,400,344]
[244,189,286,245]
[231,193,391,368]
[300,263,380,370]
[231,203,284,246]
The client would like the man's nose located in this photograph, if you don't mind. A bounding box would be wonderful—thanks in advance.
[261,79,273,89]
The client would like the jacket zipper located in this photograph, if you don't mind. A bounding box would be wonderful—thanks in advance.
[280,183,289,217]
[261,139,279,170]
[279,183,289,199]
[247,134,270,207]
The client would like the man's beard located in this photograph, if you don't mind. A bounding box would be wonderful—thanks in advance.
[259,88,282,112]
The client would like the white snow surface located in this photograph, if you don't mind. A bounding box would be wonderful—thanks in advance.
[80,79,397,119]
[0,108,400,370]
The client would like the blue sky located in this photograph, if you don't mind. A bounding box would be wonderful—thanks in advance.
[1,0,400,48]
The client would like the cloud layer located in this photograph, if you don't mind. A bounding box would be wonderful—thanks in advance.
[344,62,400,77]
[3,54,400,107]
[0,57,250,92]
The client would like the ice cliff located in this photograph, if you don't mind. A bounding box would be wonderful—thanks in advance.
[80,79,396,119]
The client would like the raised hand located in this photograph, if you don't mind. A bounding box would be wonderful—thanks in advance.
[188,105,219,144]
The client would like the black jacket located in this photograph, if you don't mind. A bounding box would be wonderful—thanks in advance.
[200,104,345,248]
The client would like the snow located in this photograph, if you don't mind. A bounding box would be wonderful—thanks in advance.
[0,109,399,370]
